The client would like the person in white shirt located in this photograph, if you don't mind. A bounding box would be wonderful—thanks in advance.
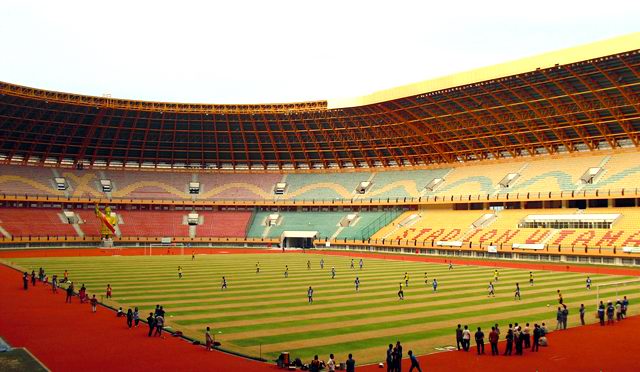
[462,325,471,351]
[327,353,336,372]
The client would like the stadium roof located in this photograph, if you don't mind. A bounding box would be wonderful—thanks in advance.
[1,34,639,170]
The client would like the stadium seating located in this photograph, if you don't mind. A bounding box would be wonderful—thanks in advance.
[196,211,253,237]
[369,169,451,198]
[75,210,103,237]
[0,165,62,196]
[116,210,189,237]
[197,173,281,200]
[0,208,77,237]
[107,170,190,199]
[432,162,522,196]
[284,173,369,200]
[583,152,640,191]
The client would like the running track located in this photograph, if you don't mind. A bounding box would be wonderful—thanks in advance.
[1,248,640,371]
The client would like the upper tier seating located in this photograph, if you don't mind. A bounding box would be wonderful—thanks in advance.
[1,150,639,201]
[0,208,77,237]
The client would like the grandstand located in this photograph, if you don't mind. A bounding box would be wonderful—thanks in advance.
[0,34,638,264]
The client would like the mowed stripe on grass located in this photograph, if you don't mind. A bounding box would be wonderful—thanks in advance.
[6,253,639,364]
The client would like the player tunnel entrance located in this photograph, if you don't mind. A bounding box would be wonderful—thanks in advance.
[281,231,318,249]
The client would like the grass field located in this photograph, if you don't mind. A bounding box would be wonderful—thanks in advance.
[4,252,640,365]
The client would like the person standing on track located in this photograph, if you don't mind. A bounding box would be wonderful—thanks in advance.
[308,286,314,304]
[22,272,29,290]
[147,312,156,337]
[31,270,36,287]
[65,282,74,303]
[489,326,499,355]
[134,307,140,327]
[90,295,98,313]
[474,327,485,355]
[154,314,165,338]
[51,275,58,293]
[126,308,134,329]
[455,324,463,350]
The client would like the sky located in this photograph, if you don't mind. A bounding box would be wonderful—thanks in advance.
[1,0,638,104]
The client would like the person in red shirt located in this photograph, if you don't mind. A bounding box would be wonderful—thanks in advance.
[106,284,112,299]
[489,326,500,355]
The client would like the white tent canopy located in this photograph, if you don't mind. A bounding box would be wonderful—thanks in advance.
[281,231,318,248]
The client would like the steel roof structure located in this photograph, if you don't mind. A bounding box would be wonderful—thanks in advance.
[1,43,639,171]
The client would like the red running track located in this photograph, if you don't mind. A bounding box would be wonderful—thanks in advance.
[1,248,640,371]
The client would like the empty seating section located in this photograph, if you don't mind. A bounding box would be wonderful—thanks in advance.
[0,165,61,196]
[1,151,640,200]
[197,173,281,200]
[374,209,489,242]
[435,162,522,196]
[117,210,189,237]
[197,211,253,237]
[284,173,369,200]
[0,208,76,237]
[75,211,103,237]
[107,171,189,199]
[335,211,387,240]
[503,155,604,194]
[247,211,343,239]
[584,152,640,191]
[370,169,451,198]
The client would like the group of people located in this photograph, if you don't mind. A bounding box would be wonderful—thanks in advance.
[300,353,356,372]
[385,341,423,372]
[456,322,549,356]
[146,305,167,338]
[597,297,630,325]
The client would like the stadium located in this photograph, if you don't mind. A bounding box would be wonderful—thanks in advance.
[1,18,640,372]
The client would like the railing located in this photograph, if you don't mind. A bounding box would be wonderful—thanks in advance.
[1,187,638,207]
[359,208,403,240]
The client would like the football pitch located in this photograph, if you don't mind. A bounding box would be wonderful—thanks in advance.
[5,252,640,365]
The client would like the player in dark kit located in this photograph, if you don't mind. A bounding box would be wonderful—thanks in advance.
[355,277,360,292]
[514,283,521,300]
[221,276,227,290]
[398,283,404,300]
[307,286,314,303]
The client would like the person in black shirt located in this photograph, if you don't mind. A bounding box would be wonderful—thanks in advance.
[503,329,513,355]
[531,324,541,351]
[474,327,485,354]
[126,308,133,329]
[65,282,74,303]
[385,344,393,372]
[345,354,355,372]
[31,270,36,286]
[395,341,403,372]
[23,272,29,290]
[455,324,463,350]
[147,312,155,337]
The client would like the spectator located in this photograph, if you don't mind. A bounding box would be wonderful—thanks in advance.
[503,329,513,356]
[154,314,165,338]
[561,305,569,329]
[51,275,58,293]
[474,327,485,355]
[598,301,605,326]
[78,284,86,303]
[31,270,36,287]
[65,282,74,303]
[513,327,522,355]
[622,296,629,318]
[395,341,403,372]
[117,307,124,317]
[523,323,531,348]
[90,295,98,313]
[345,354,355,372]
[606,301,615,325]
[615,300,622,321]
[147,312,155,337]
[386,344,393,372]
[556,307,563,330]
[488,326,499,355]
[134,307,140,327]
[408,350,422,372]
[126,308,134,329]
[22,272,29,290]
[462,325,471,351]
[309,355,321,372]
[327,353,336,372]
[455,324,463,351]
[531,324,541,352]
[205,327,213,351]
[579,304,586,325]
